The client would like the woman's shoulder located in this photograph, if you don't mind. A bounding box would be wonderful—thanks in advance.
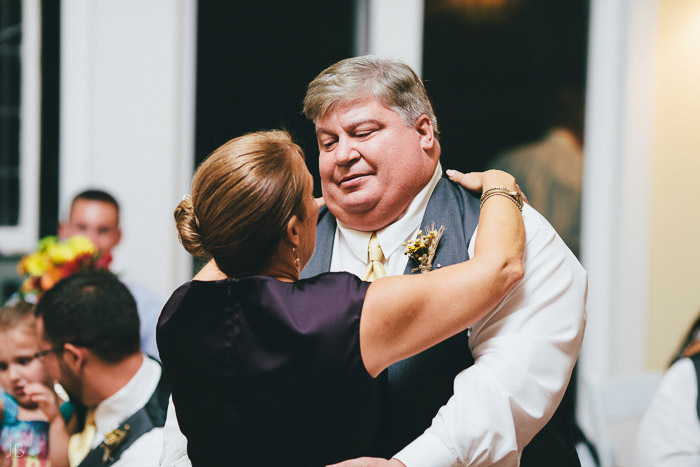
[295,272,370,299]
[160,273,369,322]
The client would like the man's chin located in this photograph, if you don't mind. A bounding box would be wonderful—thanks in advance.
[329,203,402,232]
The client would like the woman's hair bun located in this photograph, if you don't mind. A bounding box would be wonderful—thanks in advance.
[174,197,209,258]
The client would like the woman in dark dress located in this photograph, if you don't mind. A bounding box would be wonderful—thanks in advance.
[157,130,525,466]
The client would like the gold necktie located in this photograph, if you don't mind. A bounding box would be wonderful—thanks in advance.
[69,409,96,467]
[362,233,387,281]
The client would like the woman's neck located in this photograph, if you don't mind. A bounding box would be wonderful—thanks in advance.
[260,262,298,283]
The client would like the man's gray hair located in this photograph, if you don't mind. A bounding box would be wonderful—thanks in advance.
[303,55,439,135]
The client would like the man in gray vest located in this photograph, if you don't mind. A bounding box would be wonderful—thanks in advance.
[303,55,587,467]
[35,272,169,467]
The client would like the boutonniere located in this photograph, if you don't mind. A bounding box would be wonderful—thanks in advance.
[403,223,445,273]
[101,424,130,463]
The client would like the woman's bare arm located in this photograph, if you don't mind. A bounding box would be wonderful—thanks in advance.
[360,170,525,377]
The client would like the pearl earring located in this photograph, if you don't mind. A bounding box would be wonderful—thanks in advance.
[292,247,300,269]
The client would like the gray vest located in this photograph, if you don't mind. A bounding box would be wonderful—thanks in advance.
[304,176,581,465]
[302,177,479,454]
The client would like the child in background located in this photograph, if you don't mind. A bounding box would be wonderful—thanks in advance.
[0,301,73,467]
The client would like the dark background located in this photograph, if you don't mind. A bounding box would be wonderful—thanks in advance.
[195,0,589,196]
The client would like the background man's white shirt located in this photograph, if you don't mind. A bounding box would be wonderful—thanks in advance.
[93,356,164,467]
[636,358,700,467]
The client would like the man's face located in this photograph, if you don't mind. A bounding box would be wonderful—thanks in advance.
[60,199,121,253]
[315,97,437,231]
[35,317,83,404]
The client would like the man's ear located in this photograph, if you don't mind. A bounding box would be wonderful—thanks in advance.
[285,215,301,249]
[62,343,87,373]
[415,114,436,153]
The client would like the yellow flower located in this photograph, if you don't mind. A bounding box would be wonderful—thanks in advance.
[68,235,98,256]
[18,252,47,276]
[46,243,76,264]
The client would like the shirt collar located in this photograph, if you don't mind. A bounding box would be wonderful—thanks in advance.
[93,355,158,441]
[336,164,443,262]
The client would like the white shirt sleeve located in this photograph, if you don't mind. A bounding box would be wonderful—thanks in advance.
[394,205,588,467]
[159,396,192,467]
[636,358,700,467]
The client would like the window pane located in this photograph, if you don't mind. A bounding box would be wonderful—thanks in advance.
[423,0,589,172]
[0,0,22,227]
[195,0,357,197]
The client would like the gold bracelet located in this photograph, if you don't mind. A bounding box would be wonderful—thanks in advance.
[480,191,523,211]
[481,187,513,199]
[480,187,523,211]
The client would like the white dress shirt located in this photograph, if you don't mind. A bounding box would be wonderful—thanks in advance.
[161,397,192,467]
[330,164,443,277]
[123,279,166,360]
[92,355,164,467]
[391,187,587,466]
[636,358,700,467]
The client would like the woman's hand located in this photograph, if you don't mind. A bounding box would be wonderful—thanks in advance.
[447,169,528,204]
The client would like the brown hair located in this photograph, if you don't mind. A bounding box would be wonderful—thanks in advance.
[174,130,308,278]
[0,301,36,335]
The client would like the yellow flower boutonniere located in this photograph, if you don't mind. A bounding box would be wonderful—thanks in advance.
[101,424,130,463]
[403,223,445,273]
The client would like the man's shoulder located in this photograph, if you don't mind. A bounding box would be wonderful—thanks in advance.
[426,177,481,231]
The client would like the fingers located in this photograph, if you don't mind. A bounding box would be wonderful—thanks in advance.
[24,382,51,398]
[445,169,483,192]
[25,382,60,421]
[326,458,387,467]
[315,196,325,209]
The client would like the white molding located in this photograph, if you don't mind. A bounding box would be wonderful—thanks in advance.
[57,0,198,297]
[0,0,41,254]
[367,0,424,76]
[580,0,656,384]
[174,0,198,285]
[577,0,657,448]
[59,0,95,212]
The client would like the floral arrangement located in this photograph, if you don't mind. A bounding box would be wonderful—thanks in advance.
[403,223,445,273]
[17,235,112,300]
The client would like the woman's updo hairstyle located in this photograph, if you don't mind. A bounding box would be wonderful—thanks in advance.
[174,130,309,278]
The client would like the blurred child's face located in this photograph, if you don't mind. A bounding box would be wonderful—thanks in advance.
[0,326,52,408]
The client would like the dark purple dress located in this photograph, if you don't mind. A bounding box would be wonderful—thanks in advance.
[157,272,386,467]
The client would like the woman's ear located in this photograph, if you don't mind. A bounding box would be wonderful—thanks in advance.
[285,215,301,249]
[415,114,436,153]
